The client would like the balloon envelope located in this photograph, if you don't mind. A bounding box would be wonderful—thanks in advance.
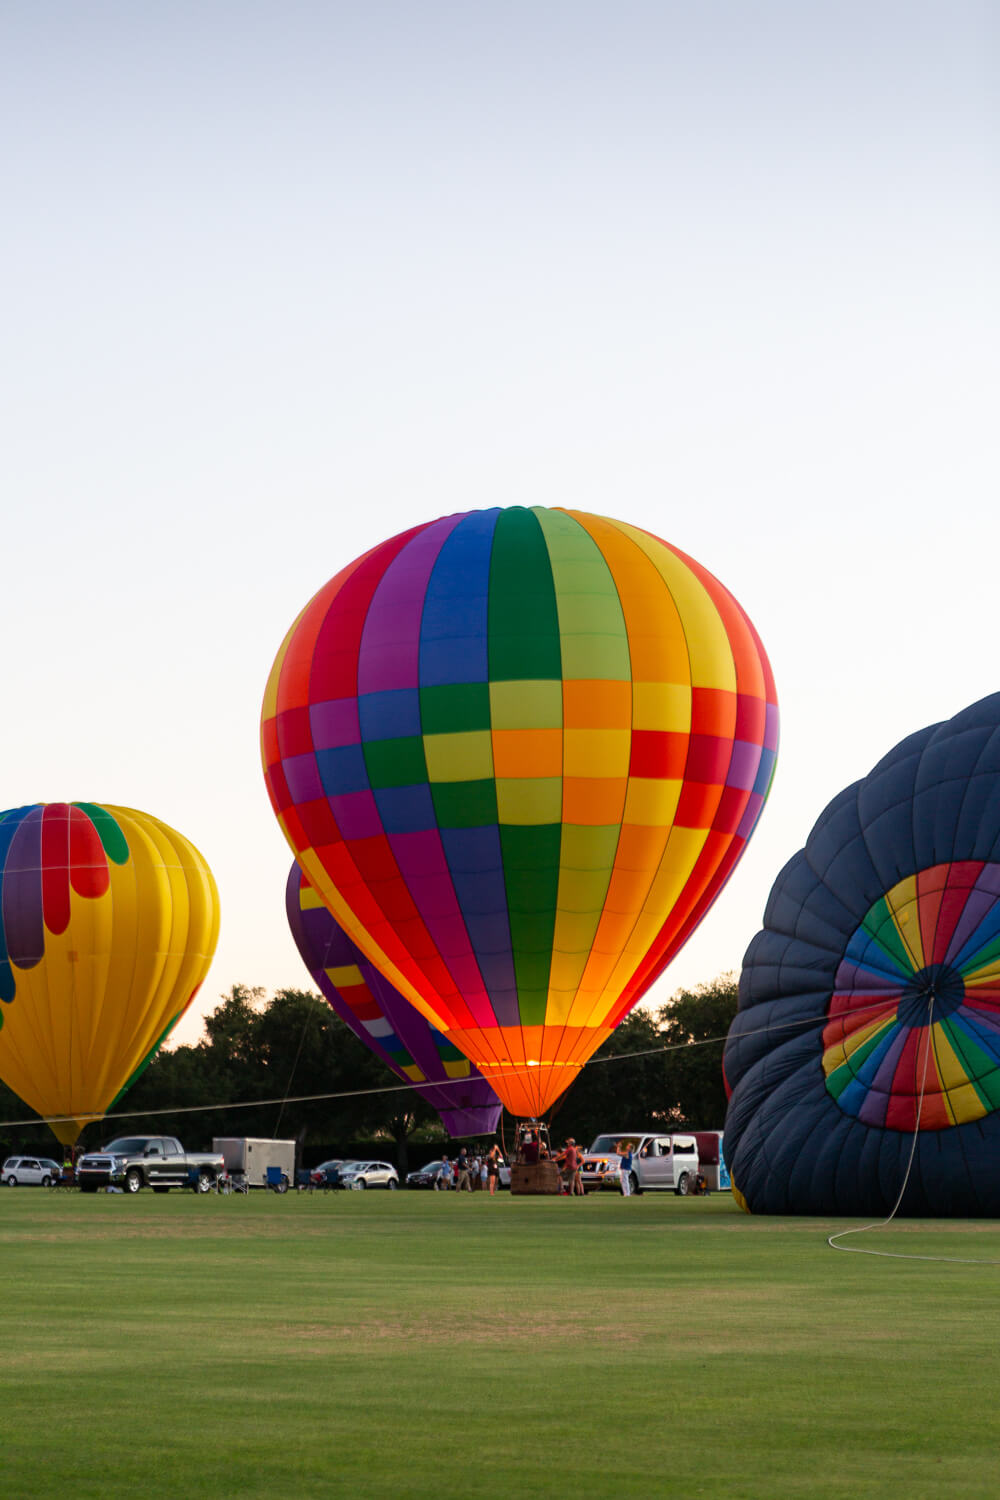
[286,863,502,1137]
[0,803,220,1145]
[725,693,1000,1216]
[262,507,777,1115]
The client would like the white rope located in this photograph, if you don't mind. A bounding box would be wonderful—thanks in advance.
[825,1001,1000,1265]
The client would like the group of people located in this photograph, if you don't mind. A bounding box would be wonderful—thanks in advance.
[434,1144,505,1194]
[520,1131,586,1195]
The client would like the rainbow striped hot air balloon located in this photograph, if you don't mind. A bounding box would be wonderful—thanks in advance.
[287,863,501,1138]
[0,803,219,1145]
[262,507,777,1117]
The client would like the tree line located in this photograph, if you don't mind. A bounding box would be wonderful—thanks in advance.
[0,975,738,1174]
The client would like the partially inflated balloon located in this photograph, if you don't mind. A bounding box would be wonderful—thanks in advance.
[0,803,219,1145]
[725,693,1000,1216]
[262,507,777,1115]
[287,863,501,1137]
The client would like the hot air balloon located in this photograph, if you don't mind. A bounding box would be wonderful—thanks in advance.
[262,507,777,1117]
[0,802,219,1145]
[724,693,1000,1216]
[286,862,502,1137]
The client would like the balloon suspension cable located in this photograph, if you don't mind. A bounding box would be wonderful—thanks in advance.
[0,992,915,1135]
[273,1009,313,1140]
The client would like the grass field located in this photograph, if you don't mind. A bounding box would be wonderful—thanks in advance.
[2,1188,999,1499]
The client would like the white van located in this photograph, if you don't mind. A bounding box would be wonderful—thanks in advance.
[580,1132,700,1195]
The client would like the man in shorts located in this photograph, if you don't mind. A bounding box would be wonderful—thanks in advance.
[559,1139,583,1196]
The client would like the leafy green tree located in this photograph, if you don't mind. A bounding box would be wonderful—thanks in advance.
[550,973,738,1144]
[107,984,439,1170]
[0,973,739,1166]
[552,1009,674,1145]
[657,972,738,1127]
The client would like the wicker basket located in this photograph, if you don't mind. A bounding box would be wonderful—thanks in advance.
[510,1160,563,1196]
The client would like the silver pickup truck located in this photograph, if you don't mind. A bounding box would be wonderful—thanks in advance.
[77,1136,226,1194]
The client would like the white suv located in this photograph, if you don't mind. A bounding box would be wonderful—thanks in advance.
[338,1161,399,1190]
[581,1133,700,1195]
[3,1156,63,1187]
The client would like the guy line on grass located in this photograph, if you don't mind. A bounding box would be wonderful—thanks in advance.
[0,997,895,1134]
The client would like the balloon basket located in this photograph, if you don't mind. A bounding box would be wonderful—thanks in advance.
[510,1161,562,1196]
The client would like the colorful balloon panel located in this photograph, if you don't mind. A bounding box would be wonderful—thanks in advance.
[262,507,778,1116]
[0,803,219,1145]
[286,864,502,1138]
[724,693,1000,1216]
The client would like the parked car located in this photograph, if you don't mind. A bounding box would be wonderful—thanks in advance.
[406,1160,447,1188]
[309,1159,346,1187]
[338,1161,398,1190]
[580,1133,700,1195]
[3,1156,63,1187]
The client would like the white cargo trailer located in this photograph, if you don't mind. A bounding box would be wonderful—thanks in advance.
[213,1137,297,1189]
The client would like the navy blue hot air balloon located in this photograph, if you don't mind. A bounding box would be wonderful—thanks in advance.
[724,694,1000,1216]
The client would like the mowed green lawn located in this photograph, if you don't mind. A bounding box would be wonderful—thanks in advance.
[2,1188,999,1500]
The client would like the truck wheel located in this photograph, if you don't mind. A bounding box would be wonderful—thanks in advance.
[629,1173,641,1196]
[124,1168,144,1194]
[195,1171,215,1194]
[40,1175,52,1187]
[6,1175,16,1187]
[675,1173,690,1196]
[387,1179,398,1190]
[355,1178,367,1189]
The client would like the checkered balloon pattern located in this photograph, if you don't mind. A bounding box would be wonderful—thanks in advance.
[286,862,501,1139]
[263,507,777,1116]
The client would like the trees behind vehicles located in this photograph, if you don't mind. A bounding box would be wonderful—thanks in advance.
[551,977,738,1145]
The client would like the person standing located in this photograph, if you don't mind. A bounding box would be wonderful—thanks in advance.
[486,1144,503,1195]
[435,1156,453,1191]
[559,1138,583,1196]
[617,1140,634,1196]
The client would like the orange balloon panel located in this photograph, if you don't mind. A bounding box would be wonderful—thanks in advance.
[262,508,777,1115]
[0,803,219,1145]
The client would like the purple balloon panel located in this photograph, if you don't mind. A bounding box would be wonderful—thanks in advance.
[285,864,502,1138]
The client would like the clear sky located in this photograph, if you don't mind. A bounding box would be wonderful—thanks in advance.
[3,3,997,1046]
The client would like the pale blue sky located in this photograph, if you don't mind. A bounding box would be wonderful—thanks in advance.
[3,3,997,1044]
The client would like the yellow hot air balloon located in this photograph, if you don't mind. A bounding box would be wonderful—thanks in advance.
[0,802,219,1145]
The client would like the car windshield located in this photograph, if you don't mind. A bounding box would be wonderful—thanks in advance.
[417,1162,444,1174]
[100,1138,154,1154]
[589,1136,640,1154]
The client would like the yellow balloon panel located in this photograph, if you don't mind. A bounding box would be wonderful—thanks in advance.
[0,803,219,1145]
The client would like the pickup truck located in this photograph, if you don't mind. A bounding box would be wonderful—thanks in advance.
[76,1136,226,1194]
